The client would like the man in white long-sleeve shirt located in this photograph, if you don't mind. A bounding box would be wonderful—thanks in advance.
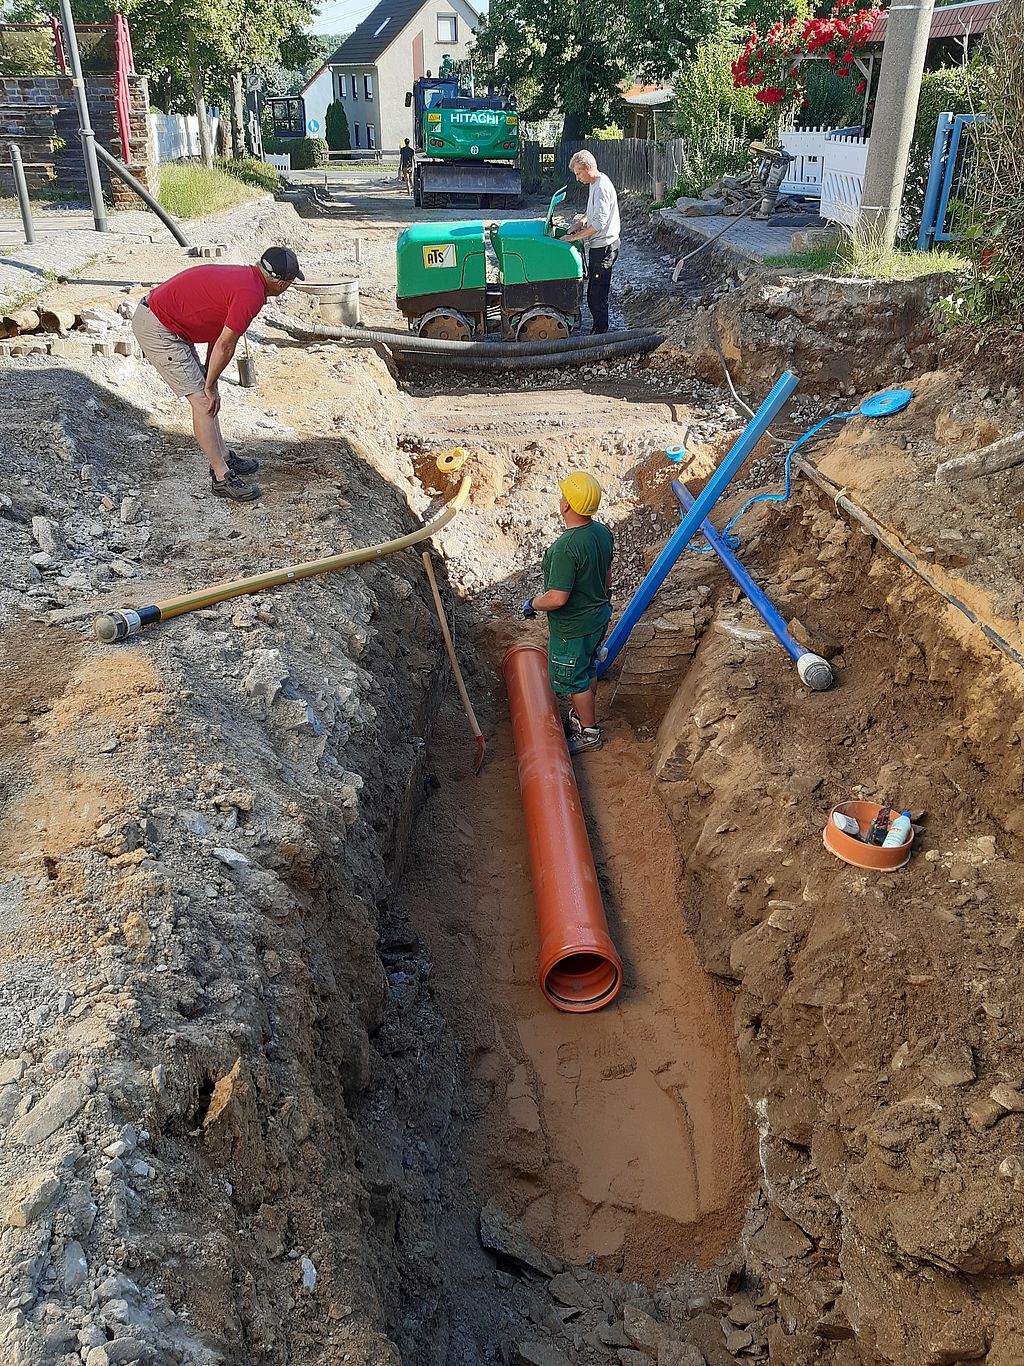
[564,150,621,334]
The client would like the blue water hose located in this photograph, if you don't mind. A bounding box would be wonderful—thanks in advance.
[671,481,833,690]
[693,387,915,552]
[596,370,799,676]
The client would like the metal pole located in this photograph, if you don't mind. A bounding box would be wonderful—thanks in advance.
[9,145,35,244]
[56,0,108,233]
[857,0,934,250]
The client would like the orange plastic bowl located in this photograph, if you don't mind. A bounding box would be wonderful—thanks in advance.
[823,801,913,872]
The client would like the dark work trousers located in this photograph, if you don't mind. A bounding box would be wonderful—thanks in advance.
[586,241,619,334]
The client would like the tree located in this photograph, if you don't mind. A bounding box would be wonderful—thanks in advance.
[472,0,732,141]
[124,0,315,164]
[263,31,347,95]
[325,99,350,151]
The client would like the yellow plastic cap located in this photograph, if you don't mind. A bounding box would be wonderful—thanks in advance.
[558,471,602,516]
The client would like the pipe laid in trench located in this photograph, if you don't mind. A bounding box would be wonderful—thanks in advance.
[93,475,471,643]
[501,643,623,1013]
[268,315,661,356]
[671,480,834,690]
[397,336,664,371]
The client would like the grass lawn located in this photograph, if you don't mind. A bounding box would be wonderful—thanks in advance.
[157,163,276,220]
[766,237,968,281]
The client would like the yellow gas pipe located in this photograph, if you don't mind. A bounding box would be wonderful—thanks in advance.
[93,475,472,642]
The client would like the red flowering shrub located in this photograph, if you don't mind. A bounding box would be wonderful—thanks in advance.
[732,0,881,114]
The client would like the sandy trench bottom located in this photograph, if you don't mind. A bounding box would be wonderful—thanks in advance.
[396,690,753,1283]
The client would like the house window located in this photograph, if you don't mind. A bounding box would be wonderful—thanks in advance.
[363,72,373,99]
[437,14,457,42]
[350,73,358,98]
[269,97,304,139]
[367,123,376,149]
[354,123,361,147]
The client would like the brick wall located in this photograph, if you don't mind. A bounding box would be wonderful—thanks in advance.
[0,73,158,205]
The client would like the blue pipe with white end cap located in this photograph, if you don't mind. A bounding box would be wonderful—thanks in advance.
[671,480,834,690]
[596,370,799,676]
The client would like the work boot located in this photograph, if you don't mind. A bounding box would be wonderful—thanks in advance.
[567,726,603,755]
[212,470,262,502]
[227,450,260,475]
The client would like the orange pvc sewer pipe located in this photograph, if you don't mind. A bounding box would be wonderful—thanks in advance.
[501,642,623,1012]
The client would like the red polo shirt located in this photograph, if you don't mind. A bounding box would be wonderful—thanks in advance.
[146,264,267,345]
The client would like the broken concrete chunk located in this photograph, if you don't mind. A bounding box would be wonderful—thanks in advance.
[0,1059,26,1086]
[623,1304,669,1352]
[988,1083,1024,1113]
[64,1240,88,1291]
[5,1172,60,1226]
[479,1201,562,1278]
[965,1096,1005,1132]
[10,1077,85,1146]
[512,1344,572,1366]
[31,515,59,555]
[547,1270,598,1309]
[657,1345,706,1366]
[243,648,290,706]
[921,1040,976,1088]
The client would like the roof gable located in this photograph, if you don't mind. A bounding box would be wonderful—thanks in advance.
[326,0,480,66]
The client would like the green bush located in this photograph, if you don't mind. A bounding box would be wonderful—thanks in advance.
[286,136,329,169]
[668,34,770,141]
[260,134,328,168]
[221,158,280,193]
[325,100,351,152]
[670,120,751,200]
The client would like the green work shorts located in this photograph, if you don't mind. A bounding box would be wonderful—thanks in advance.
[548,627,606,696]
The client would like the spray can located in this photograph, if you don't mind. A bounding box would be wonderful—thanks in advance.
[882,811,912,849]
[867,807,893,846]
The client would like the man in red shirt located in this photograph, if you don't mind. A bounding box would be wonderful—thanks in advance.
[132,247,304,501]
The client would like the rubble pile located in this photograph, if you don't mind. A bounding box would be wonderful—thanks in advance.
[674,170,803,219]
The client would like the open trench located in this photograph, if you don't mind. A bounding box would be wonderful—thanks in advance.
[3,179,1024,1366]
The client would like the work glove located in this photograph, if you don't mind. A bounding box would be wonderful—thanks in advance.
[522,599,537,619]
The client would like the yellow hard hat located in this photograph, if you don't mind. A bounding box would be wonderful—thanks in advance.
[558,471,602,516]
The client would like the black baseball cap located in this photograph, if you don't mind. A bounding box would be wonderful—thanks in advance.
[259,246,304,281]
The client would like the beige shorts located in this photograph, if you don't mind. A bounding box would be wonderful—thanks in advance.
[132,302,206,398]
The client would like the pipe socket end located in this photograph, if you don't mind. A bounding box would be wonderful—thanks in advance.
[797,652,834,691]
[93,609,142,644]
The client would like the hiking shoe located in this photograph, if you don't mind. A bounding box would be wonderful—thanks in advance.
[567,726,603,755]
[212,470,262,501]
[227,450,260,475]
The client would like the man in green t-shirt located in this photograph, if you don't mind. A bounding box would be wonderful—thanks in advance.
[523,471,614,755]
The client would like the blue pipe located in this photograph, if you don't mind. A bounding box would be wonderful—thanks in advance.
[597,369,799,677]
[671,480,833,690]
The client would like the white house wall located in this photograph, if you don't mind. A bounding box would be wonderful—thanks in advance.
[300,68,334,138]
[332,0,481,150]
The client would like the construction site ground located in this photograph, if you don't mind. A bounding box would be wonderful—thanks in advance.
[1,170,1024,1366]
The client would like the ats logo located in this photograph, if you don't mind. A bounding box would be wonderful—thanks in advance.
[422,243,456,269]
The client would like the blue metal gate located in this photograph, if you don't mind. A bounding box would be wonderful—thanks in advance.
[918,112,985,250]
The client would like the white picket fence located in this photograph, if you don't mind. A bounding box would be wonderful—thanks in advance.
[820,136,870,229]
[149,112,223,163]
[265,153,292,173]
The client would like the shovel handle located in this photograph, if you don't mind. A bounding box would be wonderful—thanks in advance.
[422,551,483,743]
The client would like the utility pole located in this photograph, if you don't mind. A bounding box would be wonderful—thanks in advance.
[857,0,934,250]
[57,0,108,233]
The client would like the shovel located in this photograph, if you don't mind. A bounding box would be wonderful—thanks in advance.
[422,551,485,774]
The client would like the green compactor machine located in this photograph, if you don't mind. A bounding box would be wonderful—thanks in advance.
[395,188,584,341]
